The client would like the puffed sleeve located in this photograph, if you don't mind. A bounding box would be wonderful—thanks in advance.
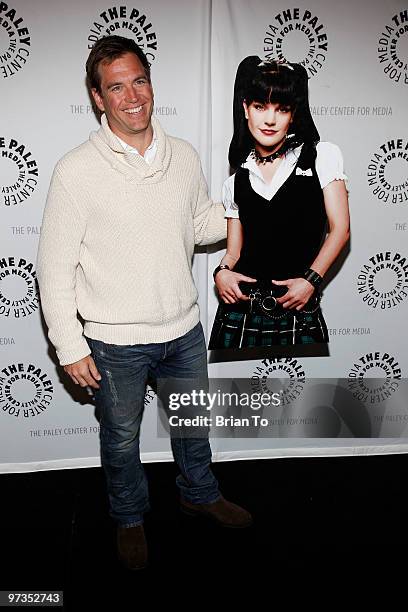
[222,174,239,219]
[315,142,348,189]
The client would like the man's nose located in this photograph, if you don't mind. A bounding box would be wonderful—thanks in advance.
[124,85,139,101]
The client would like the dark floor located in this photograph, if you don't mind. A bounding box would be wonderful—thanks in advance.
[1,454,407,608]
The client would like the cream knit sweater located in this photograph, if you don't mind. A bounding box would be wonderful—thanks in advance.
[36,115,226,365]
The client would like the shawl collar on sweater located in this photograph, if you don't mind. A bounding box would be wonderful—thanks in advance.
[89,114,172,184]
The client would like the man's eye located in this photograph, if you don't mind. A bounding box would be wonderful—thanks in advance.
[136,79,147,86]
[111,86,121,92]
[254,104,264,110]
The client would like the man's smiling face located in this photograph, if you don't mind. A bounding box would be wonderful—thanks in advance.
[91,52,154,148]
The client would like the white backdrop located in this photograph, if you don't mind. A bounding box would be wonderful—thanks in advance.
[1,0,407,473]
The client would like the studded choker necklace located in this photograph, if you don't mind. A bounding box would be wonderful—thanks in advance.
[251,137,289,164]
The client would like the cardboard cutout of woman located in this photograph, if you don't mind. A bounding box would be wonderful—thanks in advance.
[209,57,350,350]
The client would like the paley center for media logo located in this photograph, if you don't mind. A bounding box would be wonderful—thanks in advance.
[0,257,39,319]
[252,356,306,406]
[377,10,408,86]
[87,5,157,63]
[0,2,31,78]
[367,139,408,205]
[263,7,328,77]
[1,136,39,206]
[0,362,54,419]
[357,251,408,310]
[347,350,402,404]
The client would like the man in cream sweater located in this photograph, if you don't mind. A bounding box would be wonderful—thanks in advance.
[36,36,252,570]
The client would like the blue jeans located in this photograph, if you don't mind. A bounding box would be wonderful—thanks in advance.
[87,323,220,527]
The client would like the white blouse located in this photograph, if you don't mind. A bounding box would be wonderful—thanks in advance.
[223,141,347,218]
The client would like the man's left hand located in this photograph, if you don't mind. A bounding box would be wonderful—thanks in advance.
[272,278,315,310]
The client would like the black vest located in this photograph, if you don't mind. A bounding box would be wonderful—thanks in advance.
[234,145,327,280]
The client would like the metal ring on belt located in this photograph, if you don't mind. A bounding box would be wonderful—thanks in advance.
[261,295,277,311]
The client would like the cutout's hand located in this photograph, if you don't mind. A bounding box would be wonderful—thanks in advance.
[272,278,315,310]
[216,271,257,304]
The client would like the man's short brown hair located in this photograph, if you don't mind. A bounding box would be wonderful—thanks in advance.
[86,35,151,93]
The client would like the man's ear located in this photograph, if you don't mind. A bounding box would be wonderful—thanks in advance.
[91,88,105,113]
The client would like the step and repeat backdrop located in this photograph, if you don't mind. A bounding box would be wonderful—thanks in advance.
[1,0,407,472]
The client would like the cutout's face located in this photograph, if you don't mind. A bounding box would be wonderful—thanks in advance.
[91,52,154,142]
[244,101,293,150]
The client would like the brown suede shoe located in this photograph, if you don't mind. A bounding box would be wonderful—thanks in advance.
[117,525,148,570]
[180,496,253,528]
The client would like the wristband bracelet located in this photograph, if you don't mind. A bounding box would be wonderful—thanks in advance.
[213,264,230,280]
[304,268,323,288]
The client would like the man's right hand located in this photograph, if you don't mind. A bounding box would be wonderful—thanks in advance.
[64,355,101,389]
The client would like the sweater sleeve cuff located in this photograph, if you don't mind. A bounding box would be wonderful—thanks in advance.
[57,338,91,366]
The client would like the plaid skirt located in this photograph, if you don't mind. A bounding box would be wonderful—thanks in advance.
[208,301,329,349]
